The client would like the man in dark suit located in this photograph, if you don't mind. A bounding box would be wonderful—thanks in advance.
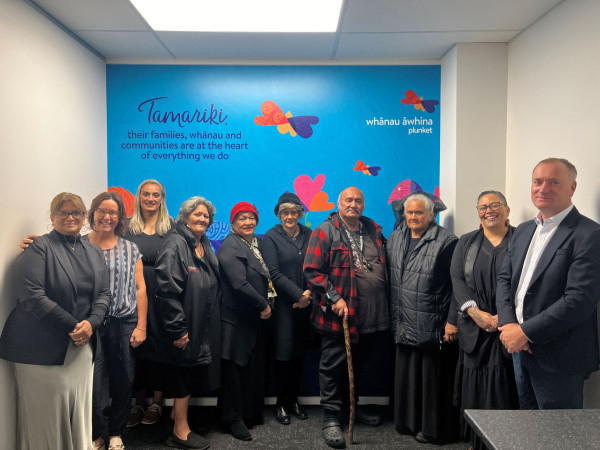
[497,157,600,409]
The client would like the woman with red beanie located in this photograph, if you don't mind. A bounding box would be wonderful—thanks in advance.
[217,202,275,441]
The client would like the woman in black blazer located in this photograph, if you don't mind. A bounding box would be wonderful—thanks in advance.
[450,190,518,444]
[0,192,110,450]
[218,201,273,441]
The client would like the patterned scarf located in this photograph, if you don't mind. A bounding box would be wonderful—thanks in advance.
[233,232,277,304]
[341,222,365,274]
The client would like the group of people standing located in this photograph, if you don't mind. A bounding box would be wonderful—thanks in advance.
[2,157,600,450]
[0,181,314,450]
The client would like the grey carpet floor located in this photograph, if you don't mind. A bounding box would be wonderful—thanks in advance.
[122,405,471,449]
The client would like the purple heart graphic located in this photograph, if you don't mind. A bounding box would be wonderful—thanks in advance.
[288,116,319,139]
[421,100,439,113]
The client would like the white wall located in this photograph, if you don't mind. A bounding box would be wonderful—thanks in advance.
[506,0,600,406]
[440,43,508,236]
[0,0,107,445]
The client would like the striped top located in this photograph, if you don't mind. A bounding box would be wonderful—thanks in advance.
[83,235,141,319]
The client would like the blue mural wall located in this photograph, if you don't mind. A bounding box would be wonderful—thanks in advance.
[107,65,441,240]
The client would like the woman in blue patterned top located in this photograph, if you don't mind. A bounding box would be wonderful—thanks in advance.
[85,192,148,450]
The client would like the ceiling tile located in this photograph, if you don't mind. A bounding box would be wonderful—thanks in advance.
[75,31,172,58]
[341,0,565,32]
[31,0,149,31]
[158,32,337,59]
[336,30,517,59]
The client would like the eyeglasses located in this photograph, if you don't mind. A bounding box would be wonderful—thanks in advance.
[55,210,85,219]
[96,208,120,218]
[476,202,505,213]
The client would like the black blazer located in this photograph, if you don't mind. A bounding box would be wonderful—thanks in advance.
[451,227,514,354]
[496,207,600,375]
[218,233,269,366]
[0,231,110,365]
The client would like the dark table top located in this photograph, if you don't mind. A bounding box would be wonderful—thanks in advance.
[464,409,600,450]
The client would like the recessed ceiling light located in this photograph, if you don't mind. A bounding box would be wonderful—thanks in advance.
[130,0,343,32]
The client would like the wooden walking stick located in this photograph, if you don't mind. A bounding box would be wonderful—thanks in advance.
[343,315,355,445]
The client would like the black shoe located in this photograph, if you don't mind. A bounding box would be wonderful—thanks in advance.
[290,402,308,420]
[355,408,382,426]
[229,420,252,441]
[165,431,210,449]
[243,415,264,429]
[415,431,438,444]
[276,405,291,425]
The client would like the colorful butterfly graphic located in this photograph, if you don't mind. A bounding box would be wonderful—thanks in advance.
[401,90,439,113]
[254,100,319,139]
[354,160,381,176]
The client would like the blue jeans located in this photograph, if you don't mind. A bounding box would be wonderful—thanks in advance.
[512,351,585,409]
[92,317,137,439]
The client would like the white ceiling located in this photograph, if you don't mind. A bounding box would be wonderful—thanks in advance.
[26,0,566,62]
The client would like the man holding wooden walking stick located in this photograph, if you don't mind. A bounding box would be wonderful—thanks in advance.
[304,186,389,449]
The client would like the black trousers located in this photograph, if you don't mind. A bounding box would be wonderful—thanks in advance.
[275,357,304,407]
[319,331,386,414]
[220,331,268,424]
[92,317,137,439]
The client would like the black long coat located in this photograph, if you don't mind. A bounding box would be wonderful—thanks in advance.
[218,233,269,366]
[260,224,311,360]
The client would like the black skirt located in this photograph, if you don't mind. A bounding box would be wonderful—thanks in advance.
[394,343,460,443]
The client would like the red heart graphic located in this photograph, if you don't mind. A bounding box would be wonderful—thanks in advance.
[254,100,289,126]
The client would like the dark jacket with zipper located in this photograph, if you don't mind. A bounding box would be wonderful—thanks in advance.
[387,222,458,348]
[154,222,221,367]
[303,212,387,343]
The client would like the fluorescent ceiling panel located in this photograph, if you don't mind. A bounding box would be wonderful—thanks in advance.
[130,0,343,32]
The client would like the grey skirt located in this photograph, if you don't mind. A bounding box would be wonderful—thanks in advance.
[13,342,94,450]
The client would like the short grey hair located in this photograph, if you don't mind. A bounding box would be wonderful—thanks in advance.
[177,196,216,227]
[337,186,364,208]
[276,202,304,219]
[535,158,577,183]
[404,193,434,214]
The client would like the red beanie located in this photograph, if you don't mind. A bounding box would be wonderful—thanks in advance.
[230,201,259,224]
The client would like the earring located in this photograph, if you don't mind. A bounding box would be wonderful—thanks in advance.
[505,218,510,226]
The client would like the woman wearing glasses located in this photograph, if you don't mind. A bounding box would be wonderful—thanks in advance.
[450,191,519,444]
[0,193,111,450]
[84,192,148,450]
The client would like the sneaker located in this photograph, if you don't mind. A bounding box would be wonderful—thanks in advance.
[108,437,125,450]
[126,405,145,428]
[142,403,162,425]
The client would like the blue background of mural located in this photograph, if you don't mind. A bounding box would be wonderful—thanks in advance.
[107,65,440,238]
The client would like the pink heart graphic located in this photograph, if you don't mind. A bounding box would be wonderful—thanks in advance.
[294,174,326,209]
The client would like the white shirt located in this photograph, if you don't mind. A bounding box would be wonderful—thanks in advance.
[514,204,574,324]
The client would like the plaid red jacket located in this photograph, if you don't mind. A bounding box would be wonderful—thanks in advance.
[303,212,387,343]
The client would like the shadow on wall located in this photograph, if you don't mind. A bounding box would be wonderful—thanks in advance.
[440,212,454,233]
[0,253,21,450]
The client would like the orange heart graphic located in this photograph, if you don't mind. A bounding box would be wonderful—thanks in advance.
[309,191,335,212]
